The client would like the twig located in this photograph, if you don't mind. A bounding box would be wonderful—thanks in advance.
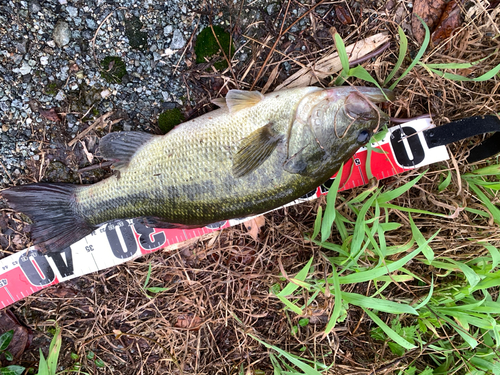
[250,0,328,90]
[91,8,127,63]
[68,111,116,147]
[78,161,114,173]
[349,41,391,67]
[210,24,240,89]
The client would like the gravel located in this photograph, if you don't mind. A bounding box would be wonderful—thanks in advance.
[0,0,307,188]
[0,0,207,186]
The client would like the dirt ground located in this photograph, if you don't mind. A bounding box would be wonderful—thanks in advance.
[1,0,500,374]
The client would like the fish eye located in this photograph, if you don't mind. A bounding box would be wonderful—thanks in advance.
[357,129,371,143]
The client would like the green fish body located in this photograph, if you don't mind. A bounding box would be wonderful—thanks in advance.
[2,86,393,252]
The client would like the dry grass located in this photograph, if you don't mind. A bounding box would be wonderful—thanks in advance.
[1,0,500,374]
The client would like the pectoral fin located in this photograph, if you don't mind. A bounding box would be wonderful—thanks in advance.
[226,90,264,114]
[233,122,283,178]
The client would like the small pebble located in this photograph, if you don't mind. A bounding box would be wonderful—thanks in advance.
[53,20,71,47]
[66,6,78,18]
[169,29,186,49]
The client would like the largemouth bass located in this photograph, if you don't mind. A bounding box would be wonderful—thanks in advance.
[2,86,393,253]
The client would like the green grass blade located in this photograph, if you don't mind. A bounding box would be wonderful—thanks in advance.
[377,172,426,203]
[384,26,408,86]
[481,243,500,270]
[448,259,481,290]
[413,277,434,310]
[363,308,417,350]
[463,164,500,177]
[350,192,378,259]
[310,206,322,242]
[389,15,430,90]
[380,223,402,232]
[46,326,62,375]
[347,65,390,101]
[468,181,500,224]
[424,63,500,82]
[437,315,478,348]
[249,334,325,375]
[343,292,418,315]
[438,171,452,192]
[313,241,349,257]
[321,165,343,243]
[146,287,170,293]
[278,257,314,296]
[470,180,500,191]
[334,33,349,74]
[143,263,152,289]
[37,348,49,375]
[269,353,284,374]
[276,295,303,315]
[336,248,422,284]
[386,239,414,256]
[324,265,342,335]
[409,214,435,263]
[471,273,500,291]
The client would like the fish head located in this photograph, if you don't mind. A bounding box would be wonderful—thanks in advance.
[285,87,393,178]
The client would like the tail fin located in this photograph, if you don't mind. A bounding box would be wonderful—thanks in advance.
[1,183,95,253]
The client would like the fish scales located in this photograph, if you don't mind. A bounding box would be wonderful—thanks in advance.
[2,86,394,252]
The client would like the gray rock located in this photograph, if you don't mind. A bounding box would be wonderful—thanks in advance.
[17,62,32,75]
[53,20,71,47]
[169,29,185,50]
[85,18,97,30]
[163,25,173,37]
[66,6,78,18]
[14,41,27,54]
[55,90,66,101]
[29,1,41,13]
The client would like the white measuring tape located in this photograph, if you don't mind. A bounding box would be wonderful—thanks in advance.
[0,119,448,308]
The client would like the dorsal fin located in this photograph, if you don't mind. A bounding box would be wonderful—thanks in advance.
[99,131,155,170]
[226,90,264,114]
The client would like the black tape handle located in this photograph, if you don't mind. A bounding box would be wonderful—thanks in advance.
[422,115,500,163]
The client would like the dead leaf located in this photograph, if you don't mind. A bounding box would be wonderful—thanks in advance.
[0,310,32,362]
[227,246,256,266]
[38,107,61,122]
[12,235,24,249]
[244,215,265,241]
[412,0,447,44]
[174,314,202,331]
[431,0,462,45]
[275,33,390,90]
[46,286,77,298]
[334,5,353,25]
